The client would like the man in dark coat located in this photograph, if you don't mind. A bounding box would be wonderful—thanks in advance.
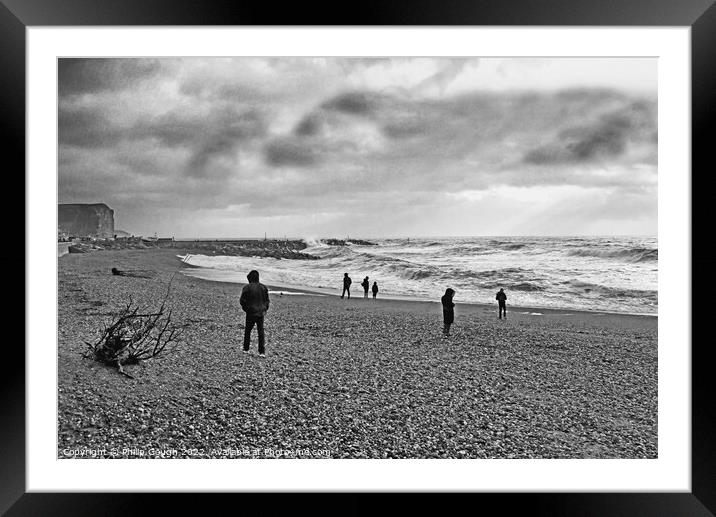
[496,288,507,319]
[341,273,352,299]
[361,276,370,298]
[240,270,270,357]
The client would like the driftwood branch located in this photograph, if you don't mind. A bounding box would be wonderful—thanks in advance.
[84,272,186,378]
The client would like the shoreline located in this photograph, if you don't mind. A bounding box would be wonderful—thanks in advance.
[58,247,657,458]
[176,253,657,322]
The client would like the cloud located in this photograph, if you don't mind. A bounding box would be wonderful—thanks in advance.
[59,58,166,97]
[381,119,427,139]
[182,109,266,177]
[303,88,656,183]
[257,87,658,198]
[522,100,656,165]
[264,138,318,167]
[321,91,379,115]
[413,58,476,96]
[60,98,268,180]
[58,105,120,148]
[57,58,657,236]
[293,114,324,137]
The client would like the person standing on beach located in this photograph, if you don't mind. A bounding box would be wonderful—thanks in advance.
[240,270,270,357]
[341,273,352,299]
[441,288,456,336]
[372,281,379,299]
[496,288,507,319]
[361,276,370,298]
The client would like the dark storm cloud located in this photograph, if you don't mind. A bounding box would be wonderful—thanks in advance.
[133,114,200,147]
[382,118,429,139]
[59,105,200,149]
[523,100,656,165]
[57,57,657,236]
[316,87,643,148]
[185,138,237,178]
[58,58,165,97]
[294,114,323,137]
[321,92,379,115]
[300,91,432,142]
[277,88,657,194]
[264,138,318,167]
[180,110,266,177]
[373,97,434,140]
[59,145,238,212]
[553,87,626,103]
[562,115,632,158]
[139,107,265,147]
[59,99,268,181]
[182,109,267,177]
[58,105,120,148]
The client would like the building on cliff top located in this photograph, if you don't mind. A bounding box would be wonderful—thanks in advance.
[58,203,115,239]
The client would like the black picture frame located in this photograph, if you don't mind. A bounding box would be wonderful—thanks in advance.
[6,0,714,514]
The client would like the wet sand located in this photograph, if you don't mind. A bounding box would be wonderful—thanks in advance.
[58,248,657,458]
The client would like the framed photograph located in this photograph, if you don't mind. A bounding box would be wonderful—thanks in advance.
[9,0,714,513]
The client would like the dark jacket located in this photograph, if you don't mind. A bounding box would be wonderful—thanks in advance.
[372,283,378,294]
[240,271,270,317]
[441,289,455,324]
[361,278,369,291]
[343,275,352,288]
[496,291,507,303]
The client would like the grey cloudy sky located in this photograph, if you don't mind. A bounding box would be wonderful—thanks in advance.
[58,57,657,238]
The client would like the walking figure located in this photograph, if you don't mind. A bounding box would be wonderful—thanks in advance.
[441,288,456,336]
[496,288,507,319]
[361,276,370,298]
[240,270,270,357]
[341,273,352,299]
[372,281,378,299]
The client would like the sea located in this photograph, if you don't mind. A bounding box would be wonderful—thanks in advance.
[179,236,657,316]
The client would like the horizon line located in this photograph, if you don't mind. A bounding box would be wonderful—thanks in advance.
[159,233,658,241]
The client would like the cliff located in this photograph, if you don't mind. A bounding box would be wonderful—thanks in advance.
[58,203,115,238]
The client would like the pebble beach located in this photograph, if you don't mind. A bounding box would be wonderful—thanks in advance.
[58,248,657,459]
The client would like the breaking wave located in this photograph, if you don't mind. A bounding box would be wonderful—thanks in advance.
[566,247,657,262]
[181,235,658,314]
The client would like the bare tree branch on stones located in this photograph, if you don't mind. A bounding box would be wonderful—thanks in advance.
[84,272,187,378]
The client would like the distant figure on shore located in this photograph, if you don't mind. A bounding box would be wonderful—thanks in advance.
[111,267,125,276]
[372,281,379,299]
[496,288,507,319]
[441,288,456,337]
[341,273,352,299]
[361,276,370,298]
[240,270,270,357]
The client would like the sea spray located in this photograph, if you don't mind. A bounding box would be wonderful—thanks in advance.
[180,235,657,314]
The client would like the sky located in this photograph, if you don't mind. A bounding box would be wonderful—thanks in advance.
[58,57,657,238]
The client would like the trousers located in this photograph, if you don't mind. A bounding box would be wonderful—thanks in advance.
[499,302,507,318]
[243,314,265,354]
